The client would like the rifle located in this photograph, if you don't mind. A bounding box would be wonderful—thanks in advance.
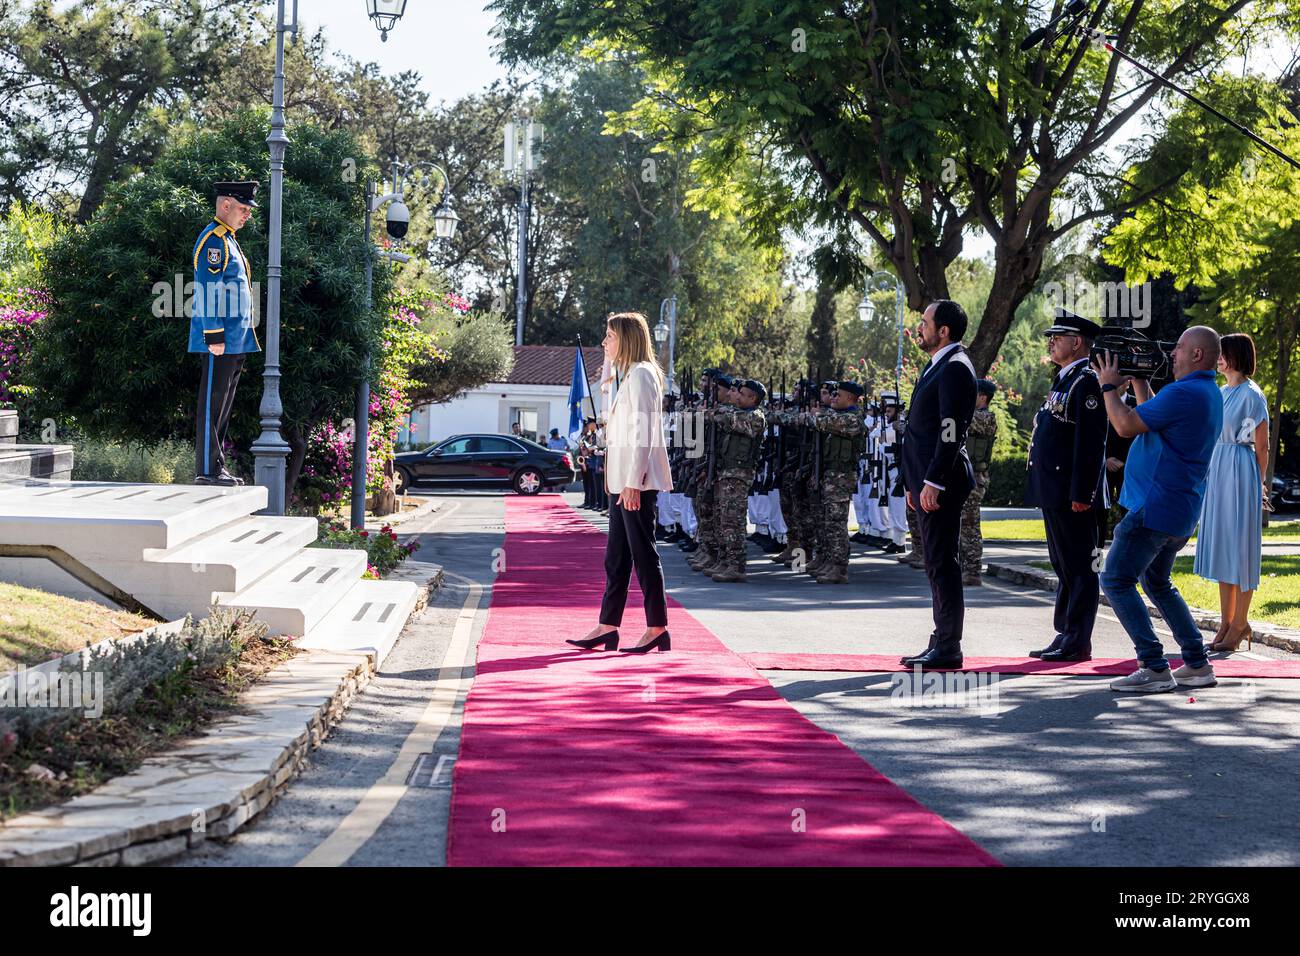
[813,364,823,487]
[705,373,717,485]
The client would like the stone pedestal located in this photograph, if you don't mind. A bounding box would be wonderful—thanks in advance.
[0,411,74,480]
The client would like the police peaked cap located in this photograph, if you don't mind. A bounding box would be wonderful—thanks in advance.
[214,181,259,207]
[1045,308,1103,339]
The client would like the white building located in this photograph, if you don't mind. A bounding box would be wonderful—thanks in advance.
[402,345,606,449]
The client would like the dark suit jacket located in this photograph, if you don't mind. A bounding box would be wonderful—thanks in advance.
[901,345,978,499]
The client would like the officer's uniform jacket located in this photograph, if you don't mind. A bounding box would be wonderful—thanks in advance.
[1025,357,1108,508]
[189,218,260,354]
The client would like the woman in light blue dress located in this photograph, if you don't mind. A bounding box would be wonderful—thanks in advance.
[1194,333,1270,652]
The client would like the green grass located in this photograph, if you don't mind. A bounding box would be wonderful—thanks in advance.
[986,518,1300,544]
[0,582,159,671]
[1027,555,1300,629]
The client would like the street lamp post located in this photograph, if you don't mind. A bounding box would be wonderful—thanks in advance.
[251,0,407,516]
[859,271,906,398]
[249,0,296,515]
[351,160,457,529]
[657,295,678,392]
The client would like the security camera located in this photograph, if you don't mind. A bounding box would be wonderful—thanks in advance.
[385,200,409,240]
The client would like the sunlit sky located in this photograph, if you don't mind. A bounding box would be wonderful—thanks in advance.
[300,0,512,106]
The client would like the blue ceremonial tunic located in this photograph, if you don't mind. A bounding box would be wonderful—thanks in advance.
[188,218,261,354]
[1194,380,1269,590]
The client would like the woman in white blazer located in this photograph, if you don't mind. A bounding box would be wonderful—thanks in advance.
[567,312,674,654]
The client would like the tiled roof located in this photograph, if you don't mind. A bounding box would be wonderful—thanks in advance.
[500,345,604,387]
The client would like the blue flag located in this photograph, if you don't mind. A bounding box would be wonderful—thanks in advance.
[567,346,591,445]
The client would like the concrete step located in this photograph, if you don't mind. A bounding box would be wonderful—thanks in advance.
[217,546,368,637]
[297,578,420,665]
[0,481,268,559]
[72,515,322,620]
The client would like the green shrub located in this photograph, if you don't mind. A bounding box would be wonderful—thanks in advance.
[985,454,1028,507]
[70,436,195,484]
[312,519,419,578]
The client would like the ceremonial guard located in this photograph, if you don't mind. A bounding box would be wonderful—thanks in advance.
[959,379,999,585]
[772,379,812,567]
[190,181,260,486]
[1026,310,1109,662]
[687,371,731,573]
[706,379,766,583]
[877,393,910,556]
[797,381,836,569]
[809,380,867,583]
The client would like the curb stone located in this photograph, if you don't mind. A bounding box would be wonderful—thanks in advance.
[986,561,1300,655]
[0,648,377,867]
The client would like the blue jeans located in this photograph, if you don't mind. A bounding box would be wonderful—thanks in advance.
[1100,508,1208,671]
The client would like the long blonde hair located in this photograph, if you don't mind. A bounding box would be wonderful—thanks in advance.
[606,312,665,388]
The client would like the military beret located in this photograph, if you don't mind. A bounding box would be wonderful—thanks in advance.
[820,380,838,392]
[976,378,997,397]
[214,181,259,207]
[1045,308,1103,340]
[835,380,865,397]
[715,373,736,388]
[740,378,767,401]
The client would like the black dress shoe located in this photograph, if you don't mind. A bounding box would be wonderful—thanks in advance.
[881,543,904,554]
[900,648,964,670]
[566,630,619,651]
[1028,636,1066,658]
[681,541,699,553]
[1039,648,1092,663]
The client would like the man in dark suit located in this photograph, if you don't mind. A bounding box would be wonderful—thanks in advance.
[899,300,978,670]
[1025,310,1110,662]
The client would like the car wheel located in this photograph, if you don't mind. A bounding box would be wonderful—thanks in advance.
[513,468,542,495]
[395,467,411,495]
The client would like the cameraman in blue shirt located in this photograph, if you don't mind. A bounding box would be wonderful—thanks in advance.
[1094,326,1223,693]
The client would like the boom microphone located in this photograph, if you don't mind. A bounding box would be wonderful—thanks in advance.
[1020,0,1092,51]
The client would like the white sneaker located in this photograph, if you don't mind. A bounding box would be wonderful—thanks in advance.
[1110,666,1178,693]
[1172,661,1217,688]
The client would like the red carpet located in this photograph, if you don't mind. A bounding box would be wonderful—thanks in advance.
[743,652,1300,678]
[446,496,998,866]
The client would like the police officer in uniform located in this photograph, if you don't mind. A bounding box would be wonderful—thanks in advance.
[190,181,261,485]
[810,380,867,583]
[960,379,999,585]
[1026,310,1109,661]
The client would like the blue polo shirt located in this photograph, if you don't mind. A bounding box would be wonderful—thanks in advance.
[1118,369,1223,537]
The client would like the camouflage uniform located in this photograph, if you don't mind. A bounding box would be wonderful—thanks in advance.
[709,404,766,579]
[904,498,925,566]
[774,408,805,562]
[812,406,867,581]
[960,406,998,580]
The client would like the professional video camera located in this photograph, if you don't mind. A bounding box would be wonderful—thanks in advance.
[1090,327,1177,379]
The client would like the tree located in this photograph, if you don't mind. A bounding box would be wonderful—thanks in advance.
[31,111,390,503]
[488,0,1290,373]
[0,0,240,220]
[1103,77,1300,481]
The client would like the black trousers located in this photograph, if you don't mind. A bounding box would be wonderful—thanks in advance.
[917,486,968,654]
[599,490,668,628]
[593,469,609,509]
[581,467,596,506]
[196,352,245,478]
[1041,505,1101,654]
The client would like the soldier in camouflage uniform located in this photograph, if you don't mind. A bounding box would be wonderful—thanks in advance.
[795,381,835,571]
[706,379,767,582]
[687,370,730,572]
[809,380,867,583]
[772,380,810,566]
[959,379,999,585]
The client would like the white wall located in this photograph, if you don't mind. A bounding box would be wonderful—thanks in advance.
[406,383,601,449]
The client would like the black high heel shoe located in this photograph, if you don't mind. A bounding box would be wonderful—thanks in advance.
[620,632,671,654]
[566,630,619,651]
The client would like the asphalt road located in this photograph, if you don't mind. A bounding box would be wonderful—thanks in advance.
[178,490,1300,867]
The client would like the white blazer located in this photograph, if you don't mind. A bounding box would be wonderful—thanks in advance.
[604,360,673,495]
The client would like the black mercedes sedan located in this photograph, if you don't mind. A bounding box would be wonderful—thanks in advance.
[394,433,574,495]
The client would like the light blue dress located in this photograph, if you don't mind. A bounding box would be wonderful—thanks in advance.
[1194,380,1269,590]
